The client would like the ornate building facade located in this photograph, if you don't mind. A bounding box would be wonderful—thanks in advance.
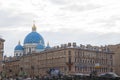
[0,38,5,72]
[3,24,114,77]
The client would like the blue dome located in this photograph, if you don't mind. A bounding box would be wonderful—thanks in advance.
[14,44,24,50]
[36,44,44,49]
[24,32,44,45]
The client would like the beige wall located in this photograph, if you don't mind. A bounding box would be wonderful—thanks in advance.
[108,44,120,75]
[4,44,114,77]
[18,47,113,76]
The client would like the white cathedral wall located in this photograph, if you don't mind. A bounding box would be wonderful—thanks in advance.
[14,50,23,56]
[24,43,38,54]
[36,49,45,53]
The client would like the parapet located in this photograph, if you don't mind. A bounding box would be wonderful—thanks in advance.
[50,42,112,53]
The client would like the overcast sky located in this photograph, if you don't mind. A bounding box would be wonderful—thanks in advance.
[1,0,120,56]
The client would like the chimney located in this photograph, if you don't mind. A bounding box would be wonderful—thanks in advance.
[73,42,76,47]
[68,43,71,47]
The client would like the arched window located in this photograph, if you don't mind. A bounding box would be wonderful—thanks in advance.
[16,53,18,56]
[20,53,22,56]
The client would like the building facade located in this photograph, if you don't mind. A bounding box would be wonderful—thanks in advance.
[3,24,114,77]
[108,44,120,76]
[0,38,5,72]
[4,44,114,77]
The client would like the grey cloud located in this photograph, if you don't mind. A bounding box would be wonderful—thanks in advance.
[90,15,120,28]
[48,0,90,5]
[105,16,120,27]
[0,35,2,38]
[48,0,102,11]
[42,28,120,47]
[2,30,29,56]
[48,0,70,5]
[95,32,120,45]
[99,16,120,24]
[0,10,36,27]
[61,4,102,12]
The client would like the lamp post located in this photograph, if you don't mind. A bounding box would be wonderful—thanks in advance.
[19,67,24,77]
[31,66,34,77]
[9,69,12,77]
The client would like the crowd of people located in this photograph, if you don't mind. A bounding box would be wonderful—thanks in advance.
[0,75,62,80]
[0,68,63,80]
